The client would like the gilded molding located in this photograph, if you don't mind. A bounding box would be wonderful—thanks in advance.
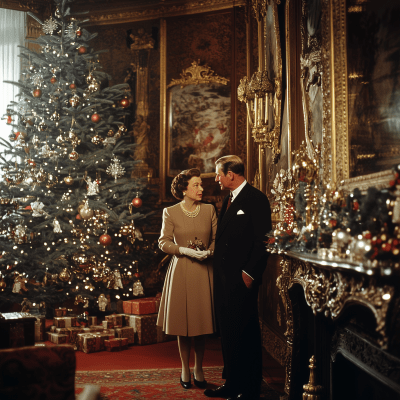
[0,0,48,13]
[159,19,167,201]
[331,0,349,183]
[321,0,332,184]
[167,60,229,89]
[85,0,247,25]
[339,169,393,195]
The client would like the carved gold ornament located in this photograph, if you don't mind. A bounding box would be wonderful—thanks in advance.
[167,60,229,89]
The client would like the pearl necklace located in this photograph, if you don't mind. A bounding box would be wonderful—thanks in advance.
[180,202,200,218]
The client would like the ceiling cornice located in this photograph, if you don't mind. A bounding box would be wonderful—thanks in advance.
[0,0,50,14]
[75,0,247,26]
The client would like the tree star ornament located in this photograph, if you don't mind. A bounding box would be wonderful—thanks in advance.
[42,16,58,35]
[106,156,125,181]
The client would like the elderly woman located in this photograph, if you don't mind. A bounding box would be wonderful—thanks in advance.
[157,168,217,390]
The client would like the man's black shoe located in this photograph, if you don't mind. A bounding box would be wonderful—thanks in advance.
[204,384,234,398]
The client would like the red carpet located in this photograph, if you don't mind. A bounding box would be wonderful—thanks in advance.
[75,367,282,399]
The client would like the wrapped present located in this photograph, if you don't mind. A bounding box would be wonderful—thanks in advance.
[54,318,65,328]
[55,327,68,335]
[82,334,102,353]
[88,316,97,326]
[104,337,128,352]
[48,332,68,344]
[102,320,114,329]
[89,325,104,333]
[105,315,114,322]
[102,329,115,339]
[131,298,158,315]
[49,325,57,332]
[92,332,110,350]
[67,327,84,346]
[54,307,67,317]
[115,326,134,344]
[76,333,94,351]
[125,314,157,345]
[34,316,46,342]
[112,314,124,326]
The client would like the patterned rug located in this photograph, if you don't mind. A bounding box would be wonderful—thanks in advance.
[75,367,282,399]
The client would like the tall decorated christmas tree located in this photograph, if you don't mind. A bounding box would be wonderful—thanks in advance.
[0,0,157,315]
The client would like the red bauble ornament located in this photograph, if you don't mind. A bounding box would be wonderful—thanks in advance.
[33,88,42,98]
[69,150,79,161]
[50,77,57,84]
[6,115,12,124]
[76,214,81,220]
[78,46,87,54]
[132,196,142,208]
[120,98,130,108]
[69,83,77,90]
[91,113,101,123]
[27,159,36,167]
[25,205,32,210]
[99,233,112,246]
[76,30,82,37]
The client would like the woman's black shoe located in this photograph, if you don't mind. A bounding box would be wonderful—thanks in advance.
[193,373,207,389]
[180,375,192,389]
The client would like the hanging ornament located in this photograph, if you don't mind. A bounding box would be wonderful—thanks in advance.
[76,29,82,37]
[0,278,6,291]
[78,46,87,54]
[69,83,77,90]
[91,135,103,145]
[33,88,42,98]
[79,200,94,219]
[100,233,112,246]
[56,134,64,143]
[31,199,48,217]
[41,143,52,157]
[46,173,59,188]
[36,167,47,182]
[106,156,125,181]
[88,80,100,93]
[58,268,71,282]
[50,111,60,121]
[64,174,74,185]
[86,176,99,196]
[132,193,143,208]
[38,120,48,131]
[107,129,115,137]
[31,135,40,147]
[112,269,123,289]
[69,149,79,161]
[120,97,130,108]
[98,293,108,311]
[26,159,36,168]
[91,113,101,123]
[132,280,144,296]
[50,77,57,84]
[42,15,58,35]
[53,218,62,233]
[69,94,80,107]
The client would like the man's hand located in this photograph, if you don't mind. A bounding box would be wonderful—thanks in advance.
[242,271,253,289]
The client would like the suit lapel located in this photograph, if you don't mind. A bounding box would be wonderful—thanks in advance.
[216,183,251,242]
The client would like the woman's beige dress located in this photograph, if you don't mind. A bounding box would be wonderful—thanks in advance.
[157,202,217,337]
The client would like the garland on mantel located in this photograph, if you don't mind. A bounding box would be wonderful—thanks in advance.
[266,164,400,269]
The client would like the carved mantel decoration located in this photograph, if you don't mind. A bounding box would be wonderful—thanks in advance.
[276,255,396,397]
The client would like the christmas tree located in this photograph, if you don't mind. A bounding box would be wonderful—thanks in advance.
[0,0,157,315]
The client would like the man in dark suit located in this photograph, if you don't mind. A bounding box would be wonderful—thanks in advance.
[204,155,272,400]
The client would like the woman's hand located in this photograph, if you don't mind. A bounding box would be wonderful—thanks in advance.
[179,247,209,261]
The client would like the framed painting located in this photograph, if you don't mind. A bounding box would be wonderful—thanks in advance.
[166,61,230,178]
[330,0,400,191]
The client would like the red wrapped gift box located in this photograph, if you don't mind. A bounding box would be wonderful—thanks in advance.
[115,326,134,344]
[123,298,158,315]
[104,337,128,352]
[48,332,68,344]
[88,316,97,326]
[125,314,157,345]
[112,314,124,326]
[102,320,114,329]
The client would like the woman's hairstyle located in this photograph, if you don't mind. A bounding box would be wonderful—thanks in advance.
[171,168,201,200]
[215,155,244,176]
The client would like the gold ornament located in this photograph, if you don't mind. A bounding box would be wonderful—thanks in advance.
[79,200,94,219]
[69,150,79,161]
[91,135,103,145]
[64,175,74,185]
[59,268,71,282]
[69,94,80,107]
[107,129,115,137]
[46,173,58,188]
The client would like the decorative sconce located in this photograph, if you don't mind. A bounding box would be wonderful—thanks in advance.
[237,0,283,193]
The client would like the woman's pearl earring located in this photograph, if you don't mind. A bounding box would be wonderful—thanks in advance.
[183,192,186,196]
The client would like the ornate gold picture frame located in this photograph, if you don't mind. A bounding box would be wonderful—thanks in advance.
[330,0,400,192]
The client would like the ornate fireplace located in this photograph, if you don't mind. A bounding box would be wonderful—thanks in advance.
[274,252,400,400]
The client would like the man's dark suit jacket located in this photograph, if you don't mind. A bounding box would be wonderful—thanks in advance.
[213,182,272,395]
